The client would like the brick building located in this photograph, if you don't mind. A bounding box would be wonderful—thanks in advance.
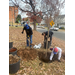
[9,6,18,23]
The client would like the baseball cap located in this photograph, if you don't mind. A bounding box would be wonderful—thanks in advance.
[53,47,58,54]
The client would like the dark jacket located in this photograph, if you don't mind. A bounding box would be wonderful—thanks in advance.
[23,25,33,36]
[45,30,53,37]
[44,31,53,43]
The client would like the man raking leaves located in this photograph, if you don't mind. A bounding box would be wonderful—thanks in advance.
[21,22,33,48]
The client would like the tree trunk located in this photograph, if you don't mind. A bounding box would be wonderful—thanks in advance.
[45,24,50,57]
[34,20,36,30]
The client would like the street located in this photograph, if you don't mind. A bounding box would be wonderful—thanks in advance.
[36,28,65,41]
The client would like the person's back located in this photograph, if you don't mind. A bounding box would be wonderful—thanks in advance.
[24,24,33,36]
[45,30,53,37]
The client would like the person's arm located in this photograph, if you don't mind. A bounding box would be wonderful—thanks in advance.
[50,35,52,45]
[50,48,53,51]
[50,32,53,45]
[29,26,33,34]
[21,26,26,34]
[50,51,54,61]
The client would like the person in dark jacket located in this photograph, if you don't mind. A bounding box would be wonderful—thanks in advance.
[21,22,33,48]
[42,30,53,46]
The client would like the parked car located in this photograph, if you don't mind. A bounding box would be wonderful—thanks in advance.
[50,26,59,31]
[37,25,41,28]
[37,25,45,29]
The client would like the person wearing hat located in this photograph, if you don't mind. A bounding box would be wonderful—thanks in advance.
[49,46,62,62]
[21,22,33,48]
[42,30,53,46]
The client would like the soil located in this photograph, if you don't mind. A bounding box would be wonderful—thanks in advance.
[17,48,38,61]
[9,54,20,64]
[9,47,17,52]
[38,51,62,62]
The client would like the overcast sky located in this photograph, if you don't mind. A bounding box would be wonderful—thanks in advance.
[9,0,65,18]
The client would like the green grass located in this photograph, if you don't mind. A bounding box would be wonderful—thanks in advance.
[9,22,21,25]
[9,26,23,28]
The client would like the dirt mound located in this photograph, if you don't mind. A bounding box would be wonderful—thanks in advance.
[17,48,38,61]
[9,54,20,64]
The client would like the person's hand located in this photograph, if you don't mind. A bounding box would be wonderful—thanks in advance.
[21,31,23,34]
[50,48,53,50]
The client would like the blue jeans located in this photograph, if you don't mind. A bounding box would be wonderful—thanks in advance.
[27,35,33,47]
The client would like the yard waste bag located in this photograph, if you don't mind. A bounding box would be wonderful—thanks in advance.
[33,43,41,49]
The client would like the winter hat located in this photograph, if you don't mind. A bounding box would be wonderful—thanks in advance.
[25,24,29,29]
[53,47,58,54]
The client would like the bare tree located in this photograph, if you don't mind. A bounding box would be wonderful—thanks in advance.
[40,0,65,57]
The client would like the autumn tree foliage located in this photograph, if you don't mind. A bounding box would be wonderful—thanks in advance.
[27,11,42,23]
[22,17,28,21]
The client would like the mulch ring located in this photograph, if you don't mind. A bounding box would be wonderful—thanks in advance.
[17,48,38,61]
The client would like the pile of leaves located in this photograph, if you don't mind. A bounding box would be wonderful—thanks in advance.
[9,54,20,64]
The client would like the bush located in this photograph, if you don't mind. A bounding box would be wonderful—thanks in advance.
[59,27,65,29]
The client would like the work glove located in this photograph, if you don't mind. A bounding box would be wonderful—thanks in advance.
[50,48,53,51]
[28,35,29,37]
[21,31,23,34]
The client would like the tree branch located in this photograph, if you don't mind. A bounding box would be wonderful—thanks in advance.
[21,0,30,4]
[11,0,33,13]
